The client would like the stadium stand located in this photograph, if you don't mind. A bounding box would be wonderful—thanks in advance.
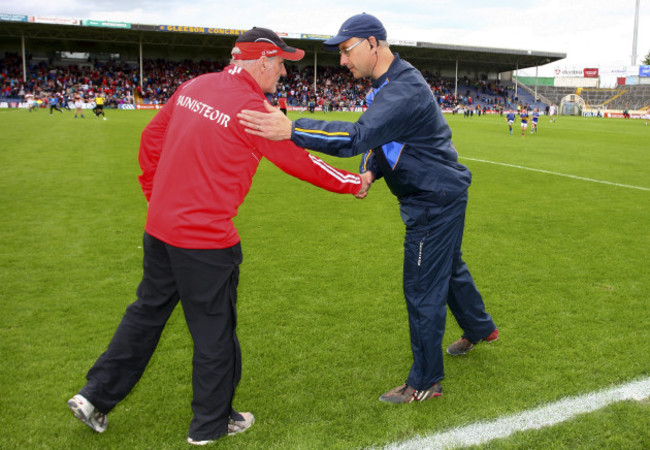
[1,17,572,113]
[517,83,650,110]
[1,51,538,112]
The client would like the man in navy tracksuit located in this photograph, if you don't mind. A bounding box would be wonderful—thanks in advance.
[238,13,498,403]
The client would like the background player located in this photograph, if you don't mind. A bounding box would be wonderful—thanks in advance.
[94,93,106,119]
[48,94,63,115]
[506,109,516,135]
[549,103,557,123]
[74,95,85,118]
[519,107,529,137]
[530,108,540,134]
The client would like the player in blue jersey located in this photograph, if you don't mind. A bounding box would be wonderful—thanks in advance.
[506,109,516,135]
[519,108,529,137]
[48,95,63,115]
[530,108,540,134]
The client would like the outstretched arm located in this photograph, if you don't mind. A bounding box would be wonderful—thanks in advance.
[253,134,373,199]
[240,85,415,158]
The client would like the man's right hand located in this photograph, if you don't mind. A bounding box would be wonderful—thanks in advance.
[355,171,375,199]
[238,101,293,141]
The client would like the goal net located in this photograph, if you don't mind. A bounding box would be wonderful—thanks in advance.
[559,94,586,116]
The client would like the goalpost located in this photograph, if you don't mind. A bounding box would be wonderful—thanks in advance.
[559,94,586,116]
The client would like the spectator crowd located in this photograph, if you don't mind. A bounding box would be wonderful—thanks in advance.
[1,51,520,112]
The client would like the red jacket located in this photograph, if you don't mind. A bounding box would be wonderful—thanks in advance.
[139,65,361,249]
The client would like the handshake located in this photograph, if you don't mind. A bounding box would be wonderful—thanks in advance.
[355,170,375,199]
[237,101,376,200]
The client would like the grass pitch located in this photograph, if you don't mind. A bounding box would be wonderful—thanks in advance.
[0,108,648,449]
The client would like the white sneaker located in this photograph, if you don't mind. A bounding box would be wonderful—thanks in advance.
[67,394,108,433]
[187,411,255,445]
[228,411,254,436]
[187,437,213,446]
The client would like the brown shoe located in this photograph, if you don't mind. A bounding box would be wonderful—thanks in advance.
[447,329,499,356]
[379,382,442,403]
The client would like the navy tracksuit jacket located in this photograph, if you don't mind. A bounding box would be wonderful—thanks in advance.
[291,54,496,388]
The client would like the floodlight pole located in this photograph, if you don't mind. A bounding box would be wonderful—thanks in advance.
[515,60,519,102]
[631,0,640,65]
[139,37,144,92]
[454,58,458,99]
[21,33,26,83]
[314,50,318,96]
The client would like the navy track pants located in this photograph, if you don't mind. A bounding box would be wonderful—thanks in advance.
[401,192,496,389]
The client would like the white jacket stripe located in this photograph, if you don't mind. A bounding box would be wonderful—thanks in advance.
[309,154,360,184]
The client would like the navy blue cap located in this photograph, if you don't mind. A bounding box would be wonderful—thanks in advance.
[323,13,387,50]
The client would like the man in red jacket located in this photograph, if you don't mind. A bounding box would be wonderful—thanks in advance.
[67,27,371,445]
[278,95,288,115]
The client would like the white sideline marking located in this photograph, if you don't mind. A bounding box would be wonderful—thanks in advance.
[381,377,650,450]
[461,157,650,191]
